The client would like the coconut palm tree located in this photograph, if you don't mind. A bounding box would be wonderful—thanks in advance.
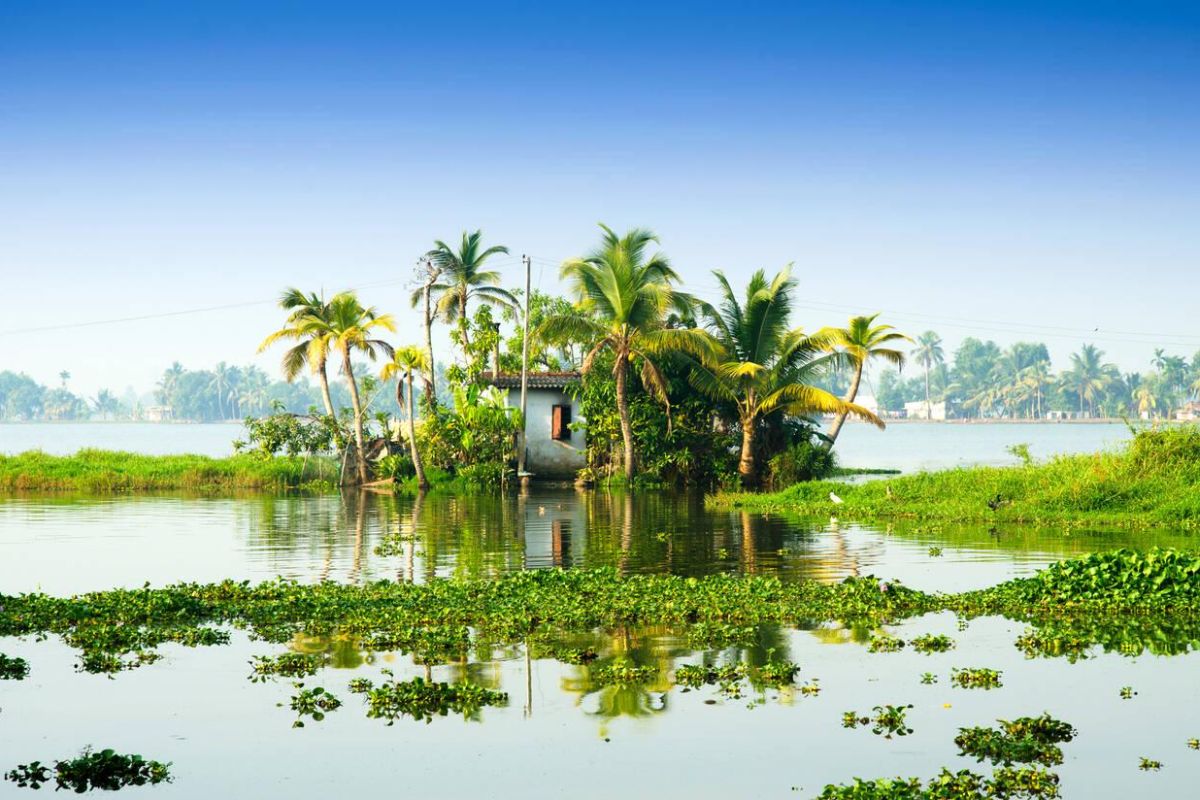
[911,331,944,420]
[539,224,714,481]
[418,230,516,354]
[1065,343,1117,417]
[321,293,396,483]
[381,346,430,490]
[818,313,908,446]
[692,266,881,487]
[258,289,338,418]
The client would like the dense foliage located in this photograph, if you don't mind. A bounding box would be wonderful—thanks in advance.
[574,351,738,487]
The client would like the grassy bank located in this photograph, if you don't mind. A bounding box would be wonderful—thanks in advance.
[712,426,1200,529]
[0,449,336,493]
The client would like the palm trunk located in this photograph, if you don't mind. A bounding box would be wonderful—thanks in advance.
[738,414,757,487]
[924,366,931,420]
[406,371,428,490]
[458,292,471,353]
[341,347,368,485]
[422,277,438,408]
[316,362,336,418]
[826,362,863,447]
[615,355,635,482]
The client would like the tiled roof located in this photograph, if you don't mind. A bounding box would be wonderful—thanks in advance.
[480,371,580,389]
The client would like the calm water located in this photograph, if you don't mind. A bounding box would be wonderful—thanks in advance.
[2,422,1196,799]
[0,420,1134,472]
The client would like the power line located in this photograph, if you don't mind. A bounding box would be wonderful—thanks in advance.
[0,276,413,338]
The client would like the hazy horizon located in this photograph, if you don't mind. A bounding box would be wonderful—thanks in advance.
[4,1,1199,396]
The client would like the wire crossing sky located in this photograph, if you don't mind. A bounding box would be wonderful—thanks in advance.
[3,0,1198,394]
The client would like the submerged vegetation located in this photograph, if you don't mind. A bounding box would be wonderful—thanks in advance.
[715,426,1200,528]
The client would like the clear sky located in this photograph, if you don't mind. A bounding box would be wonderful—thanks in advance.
[3,0,1198,397]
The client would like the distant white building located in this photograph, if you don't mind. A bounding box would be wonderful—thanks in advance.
[853,395,880,415]
[1176,402,1200,422]
[904,400,949,421]
[144,405,173,422]
[482,372,586,479]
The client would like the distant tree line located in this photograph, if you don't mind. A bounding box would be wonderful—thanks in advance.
[875,336,1200,419]
[0,362,404,423]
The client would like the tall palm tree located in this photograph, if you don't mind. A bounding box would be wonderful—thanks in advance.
[1019,360,1054,419]
[258,288,338,418]
[381,346,430,490]
[911,331,944,419]
[818,313,908,446]
[157,362,185,413]
[692,267,881,487]
[322,293,396,483]
[1066,343,1116,417]
[208,362,237,420]
[419,230,516,354]
[540,224,714,482]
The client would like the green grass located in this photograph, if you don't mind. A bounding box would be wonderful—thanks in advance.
[712,426,1200,529]
[0,449,337,493]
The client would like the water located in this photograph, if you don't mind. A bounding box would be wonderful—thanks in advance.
[0,420,1134,472]
[2,488,1198,798]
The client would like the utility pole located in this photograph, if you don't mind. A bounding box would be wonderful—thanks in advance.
[418,257,440,409]
[517,254,531,478]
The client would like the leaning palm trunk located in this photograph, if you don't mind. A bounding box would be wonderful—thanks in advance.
[826,363,864,445]
[341,348,369,484]
[405,370,428,490]
[316,362,337,418]
[615,355,635,482]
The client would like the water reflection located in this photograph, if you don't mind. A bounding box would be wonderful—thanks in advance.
[2,488,1198,595]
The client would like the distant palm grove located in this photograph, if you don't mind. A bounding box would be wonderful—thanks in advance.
[4,225,1199,489]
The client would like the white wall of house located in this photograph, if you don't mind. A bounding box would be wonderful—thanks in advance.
[904,400,948,420]
[506,388,586,478]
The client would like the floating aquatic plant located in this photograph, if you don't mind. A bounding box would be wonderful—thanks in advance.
[843,704,914,739]
[951,667,1003,690]
[0,654,29,680]
[5,748,171,792]
[249,652,324,682]
[867,633,905,653]
[286,683,341,727]
[955,714,1076,767]
[355,673,507,724]
[911,634,955,654]
[589,660,658,687]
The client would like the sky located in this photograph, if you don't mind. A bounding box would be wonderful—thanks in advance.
[2,0,1199,397]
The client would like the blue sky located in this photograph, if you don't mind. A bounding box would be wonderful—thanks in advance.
[3,1,1198,395]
